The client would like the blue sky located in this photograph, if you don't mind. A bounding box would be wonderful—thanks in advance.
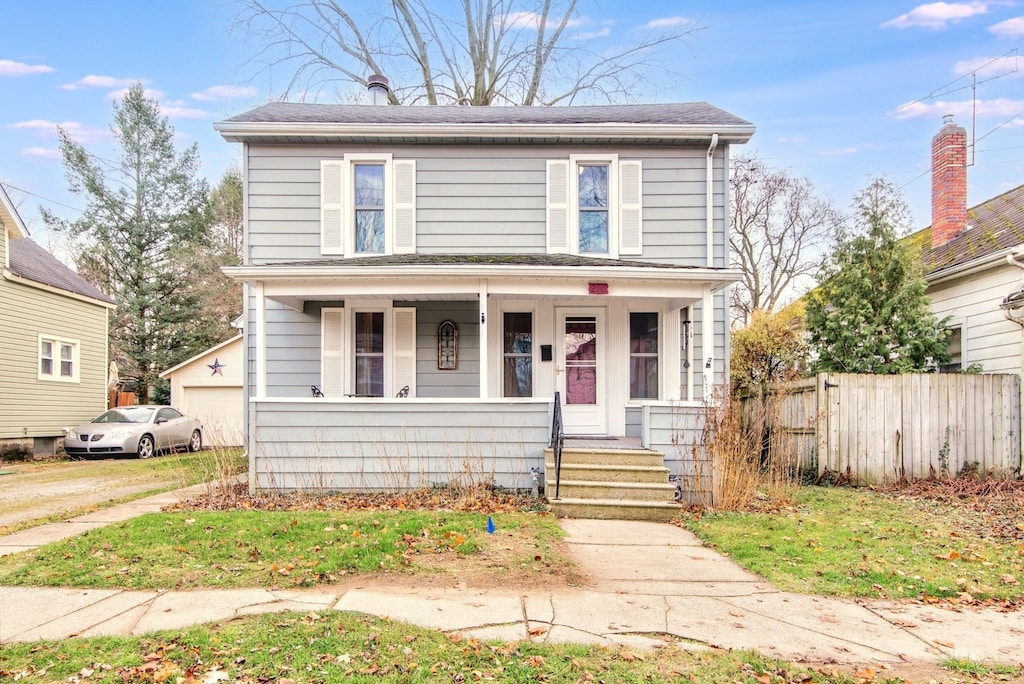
[2,0,1022,247]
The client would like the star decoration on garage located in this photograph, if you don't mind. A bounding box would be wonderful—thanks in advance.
[208,358,225,376]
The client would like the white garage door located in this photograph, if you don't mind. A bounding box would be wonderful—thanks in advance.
[184,386,243,447]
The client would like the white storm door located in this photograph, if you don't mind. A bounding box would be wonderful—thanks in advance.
[556,308,606,435]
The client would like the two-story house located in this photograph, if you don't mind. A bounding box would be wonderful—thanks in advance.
[215,88,753,514]
[0,183,115,458]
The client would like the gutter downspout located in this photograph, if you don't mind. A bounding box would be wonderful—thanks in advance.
[704,133,719,403]
[706,133,719,268]
[1003,252,1024,477]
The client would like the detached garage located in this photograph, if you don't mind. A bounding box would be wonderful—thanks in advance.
[160,335,243,447]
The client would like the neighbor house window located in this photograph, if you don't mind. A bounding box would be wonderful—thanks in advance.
[39,335,79,383]
[940,325,963,373]
[578,164,609,254]
[320,155,416,256]
[354,311,385,396]
[629,312,658,399]
[503,312,533,397]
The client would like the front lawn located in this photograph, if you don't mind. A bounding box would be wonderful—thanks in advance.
[684,484,1024,601]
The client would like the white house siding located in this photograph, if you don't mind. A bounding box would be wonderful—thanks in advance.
[928,262,1024,375]
[248,399,550,491]
[244,144,726,267]
[0,278,108,440]
[163,337,244,447]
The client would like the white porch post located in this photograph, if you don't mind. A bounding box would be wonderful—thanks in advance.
[255,281,266,398]
[479,279,489,398]
[686,304,695,402]
[664,304,681,401]
[702,285,714,403]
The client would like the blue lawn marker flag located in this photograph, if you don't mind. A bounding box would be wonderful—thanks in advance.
[487,516,495,534]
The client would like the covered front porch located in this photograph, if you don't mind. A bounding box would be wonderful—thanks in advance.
[227,255,733,494]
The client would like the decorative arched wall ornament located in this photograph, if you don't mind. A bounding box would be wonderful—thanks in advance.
[437,320,458,370]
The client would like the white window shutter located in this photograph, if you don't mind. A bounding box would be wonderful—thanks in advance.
[546,160,570,254]
[391,307,417,397]
[393,160,417,254]
[619,160,643,255]
[321,308,345,397]
[321,160,345,255]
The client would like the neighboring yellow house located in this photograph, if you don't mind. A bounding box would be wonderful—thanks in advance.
[0,184,115,458]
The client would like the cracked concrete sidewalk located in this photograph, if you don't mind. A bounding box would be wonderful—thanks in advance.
[2,500,1024,669]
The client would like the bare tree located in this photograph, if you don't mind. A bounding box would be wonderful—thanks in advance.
[729,155,838,326]
[236,0,701,105]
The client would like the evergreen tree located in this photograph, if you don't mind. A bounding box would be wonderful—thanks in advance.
[805,178,950,374]
[44,83,217,401]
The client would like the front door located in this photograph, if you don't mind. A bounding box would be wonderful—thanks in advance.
[557,308,606,435]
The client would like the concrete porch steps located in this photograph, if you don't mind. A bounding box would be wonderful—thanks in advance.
[544,445,680,522]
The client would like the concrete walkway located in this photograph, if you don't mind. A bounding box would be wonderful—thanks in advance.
[2,491,1023,669]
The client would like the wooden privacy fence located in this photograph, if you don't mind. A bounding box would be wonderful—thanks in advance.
[740,373,1021,483]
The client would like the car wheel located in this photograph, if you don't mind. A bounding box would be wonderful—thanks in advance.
[137,435,155,459]
[188,430,202,453]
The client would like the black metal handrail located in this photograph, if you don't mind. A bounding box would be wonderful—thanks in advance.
[549,391,564,500]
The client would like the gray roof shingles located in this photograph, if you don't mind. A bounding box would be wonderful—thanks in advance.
[7,237,114,304]
[923,184,1024,274]
[222,101,753,128]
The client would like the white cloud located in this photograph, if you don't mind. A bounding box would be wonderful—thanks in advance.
[777,136,809,144]
[161,104,210,119]
[501,11,585,30]
[0,60,55,76]
[990,16,1024,36]
[61,74,141,91]
[571,27,611,40]
[953,55,1022,78]
[191,84,258,101]
[7,119,108,143]
[642,16,692,30]
[21,147,61,160]
[890,97,1024,120]
[819,147,858,157]
[882,1,999,29]
[104,87,164,101]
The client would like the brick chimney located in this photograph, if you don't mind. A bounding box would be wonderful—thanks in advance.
[931,115,967,248]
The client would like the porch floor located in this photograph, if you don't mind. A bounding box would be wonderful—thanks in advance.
[562,436,644,450]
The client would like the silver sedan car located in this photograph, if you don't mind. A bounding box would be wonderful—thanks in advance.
[64,405,203,459]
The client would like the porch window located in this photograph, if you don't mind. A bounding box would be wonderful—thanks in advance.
[578,164,609,254]
[503,312,533,397]
[354,312,385,396]
[354,163,385,253]
[629,312,658,399]
[39,335,79,382]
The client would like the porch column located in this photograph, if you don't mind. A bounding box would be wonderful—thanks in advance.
[255,281,266,398]
[686,304,695,402]
[479,279,489,398]
[702,285,714,403]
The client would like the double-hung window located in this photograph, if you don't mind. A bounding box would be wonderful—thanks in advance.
[320,306,417,398]
[321,155,416,256]
[546,155,642,258]
[354,311,385,396]
[502,312,533,397]
[39,335,79,382]
[629,312,658,399]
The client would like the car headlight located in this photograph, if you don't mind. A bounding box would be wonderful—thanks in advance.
[107,428,139,439]
[67,429,79,440]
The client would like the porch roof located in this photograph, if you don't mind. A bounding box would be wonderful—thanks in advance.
[224,253,740,307]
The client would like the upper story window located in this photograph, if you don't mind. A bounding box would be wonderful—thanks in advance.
[939,325,963,373]
[547,155,642,258]
[39,335,79,383]
[321,155,416,256]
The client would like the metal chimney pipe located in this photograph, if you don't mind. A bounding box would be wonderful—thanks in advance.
[367,74,390,105]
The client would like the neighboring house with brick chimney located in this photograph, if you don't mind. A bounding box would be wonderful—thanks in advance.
[0,183,115,458]
[917,115,1024,375]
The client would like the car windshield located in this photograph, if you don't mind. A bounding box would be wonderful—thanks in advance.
[92,407,155,424]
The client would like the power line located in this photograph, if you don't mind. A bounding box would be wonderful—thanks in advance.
[0,181,83,214]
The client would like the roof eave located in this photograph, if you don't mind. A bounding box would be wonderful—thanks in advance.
[213,121,756,144]
[3,269,117,308]
[926,247,1021,285]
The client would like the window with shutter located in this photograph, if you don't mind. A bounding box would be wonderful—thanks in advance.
[321,308,345,396]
